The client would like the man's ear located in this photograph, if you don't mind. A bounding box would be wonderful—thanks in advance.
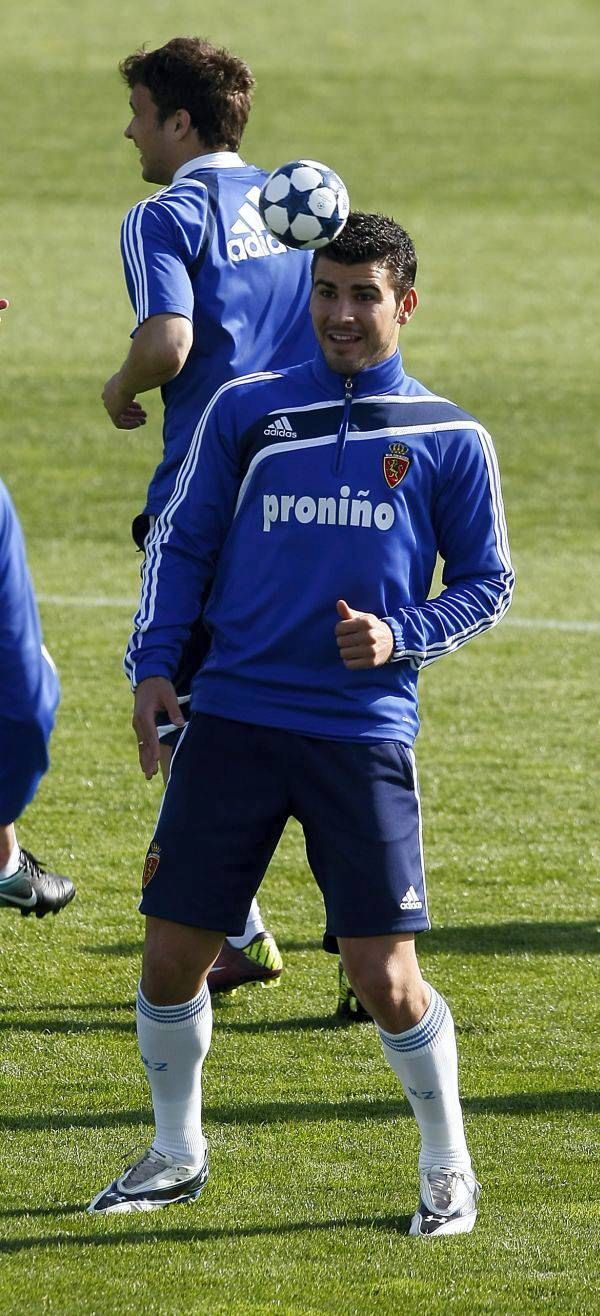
[397,287,418,325]
[171,107,193,140]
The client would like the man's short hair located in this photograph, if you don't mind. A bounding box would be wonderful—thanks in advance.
[120,37,255,151]
[313,211,417,300]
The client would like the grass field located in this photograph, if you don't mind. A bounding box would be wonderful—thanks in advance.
[0,1,598,1312]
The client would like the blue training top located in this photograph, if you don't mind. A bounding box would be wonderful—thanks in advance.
[0,480,59,823]
[125,348,514,744]
[121,154,316,514]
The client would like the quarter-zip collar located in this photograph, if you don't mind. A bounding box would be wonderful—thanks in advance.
[311,345,406,400]
[311,347,407,473]
[333,374,354,473]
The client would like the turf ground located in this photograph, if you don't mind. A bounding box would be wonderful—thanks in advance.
[0,1,598,1312]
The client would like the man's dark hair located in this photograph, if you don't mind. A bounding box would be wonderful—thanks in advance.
[120,37,255,151]
[313,211,417,300]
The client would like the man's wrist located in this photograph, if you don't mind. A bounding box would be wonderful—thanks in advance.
[104,368,134,415]
[114,364,137,404]
[381,616,405,662]
[132,667,175,691]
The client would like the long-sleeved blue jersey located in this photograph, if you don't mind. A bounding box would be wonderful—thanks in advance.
[121,152,315,514]
[125,348,514,743]
[0,480,59,823]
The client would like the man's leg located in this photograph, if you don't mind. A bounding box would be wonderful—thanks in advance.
[0,823,20,874]
[339,932,480,1236]
[89,713,289,1216]
[159,738,283,993]
[89,917,221,1215]
[0,821,75,917]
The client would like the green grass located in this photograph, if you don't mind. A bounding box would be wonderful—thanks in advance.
[0,0,598,1311]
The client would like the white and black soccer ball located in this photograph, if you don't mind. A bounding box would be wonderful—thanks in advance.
[258,159,350,251]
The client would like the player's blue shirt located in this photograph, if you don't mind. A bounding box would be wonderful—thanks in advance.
[121,153,316,514]
[125,348,514,743]
[0,480,59,823]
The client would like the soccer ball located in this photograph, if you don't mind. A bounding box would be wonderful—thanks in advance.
[258,160,350,250]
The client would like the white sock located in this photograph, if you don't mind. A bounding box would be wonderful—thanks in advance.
[136,981,212,1167]
[0,839,21,881]
[378,985,471,1173]
[226,897,266,950]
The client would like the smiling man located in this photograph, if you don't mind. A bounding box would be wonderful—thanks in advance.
[311,260,417,376]
[90,211,514,1235]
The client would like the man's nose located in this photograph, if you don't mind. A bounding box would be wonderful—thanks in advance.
[334,298,355,320]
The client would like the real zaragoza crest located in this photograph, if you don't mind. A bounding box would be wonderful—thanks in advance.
[142,843,161,888]
[383,442,411,489]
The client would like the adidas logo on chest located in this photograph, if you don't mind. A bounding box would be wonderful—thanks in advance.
[227,187,288,263]
[264,415,297,439]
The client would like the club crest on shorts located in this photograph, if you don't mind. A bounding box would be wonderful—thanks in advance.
[142,842,161,888]
[383,442,410,489]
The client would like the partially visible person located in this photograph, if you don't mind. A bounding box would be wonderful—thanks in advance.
[105,36,317,991]
[0,478,76,916]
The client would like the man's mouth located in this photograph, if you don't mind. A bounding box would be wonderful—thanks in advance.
[327,331,361,343]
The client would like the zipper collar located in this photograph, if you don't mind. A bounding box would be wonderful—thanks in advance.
[311,345,406,399]
[333,375,353,474]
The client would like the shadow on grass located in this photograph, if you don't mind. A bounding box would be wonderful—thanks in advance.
[0,1001,136,1015]
[1,1089,597,1135]
[81,920,599,962]
[423,920,599,956]
[0,1018,135,1034]
[210,1012,339,1033]
[0,1213,411,1252]
[0,1012,338,1035]
[0,1204,83,1220]
[83,942,141,958]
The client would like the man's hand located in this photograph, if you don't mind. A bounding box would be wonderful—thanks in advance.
[132,677,185,779]
[102,371,148,429]
[102,317,192,430]
[335,598,394,669]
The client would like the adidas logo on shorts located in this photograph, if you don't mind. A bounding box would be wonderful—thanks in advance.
[400,884,423,910]
[264,415,297,439]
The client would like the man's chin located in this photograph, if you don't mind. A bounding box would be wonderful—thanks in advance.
[322,345,362,375]
[141,163,167,185]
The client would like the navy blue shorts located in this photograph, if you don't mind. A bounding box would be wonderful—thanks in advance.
[140,713,430,948]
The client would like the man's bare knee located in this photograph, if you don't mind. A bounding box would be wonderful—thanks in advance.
[338,933,429,1032]
[142,917,224,1005]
